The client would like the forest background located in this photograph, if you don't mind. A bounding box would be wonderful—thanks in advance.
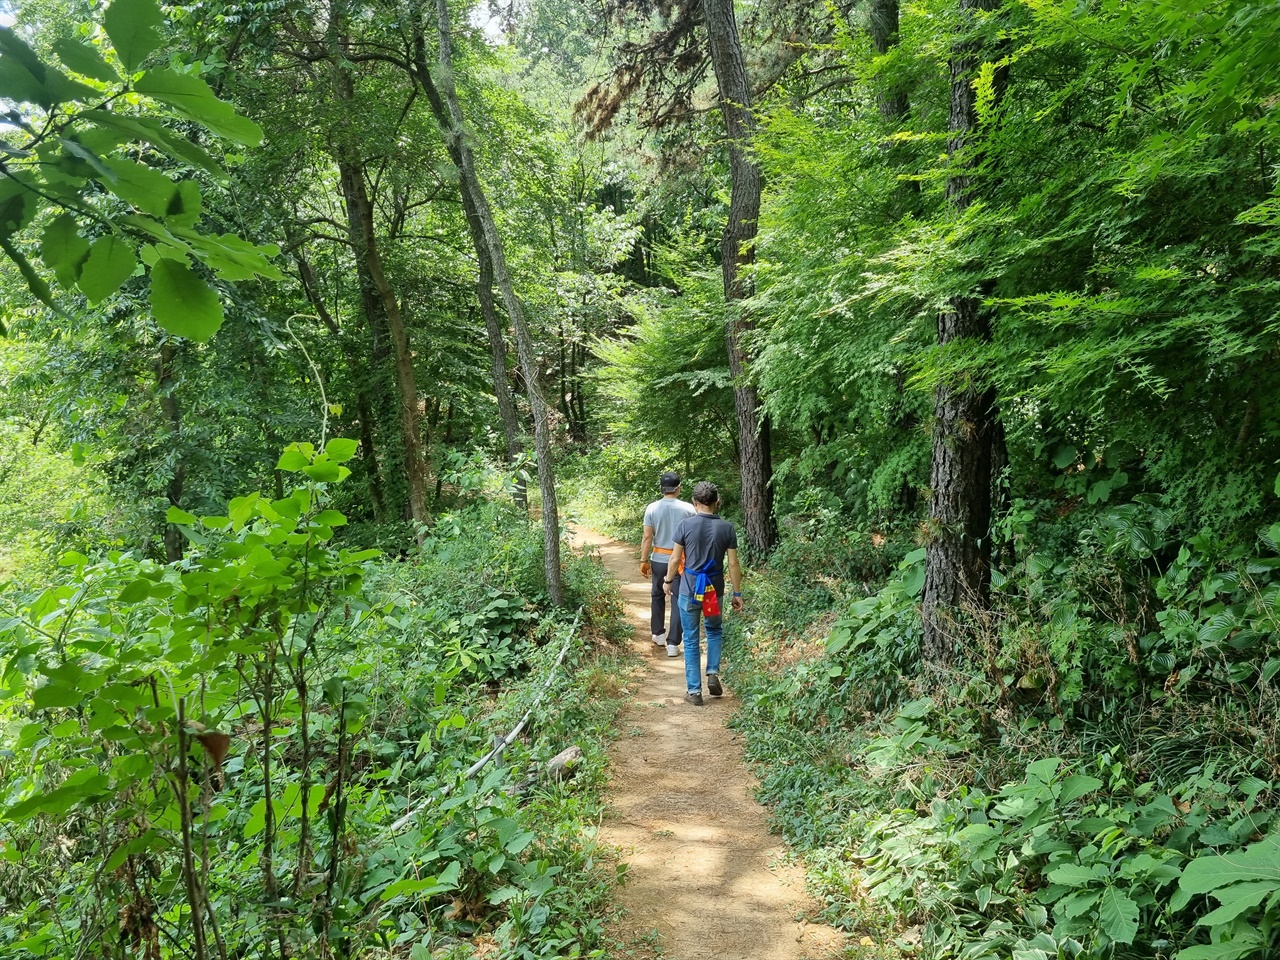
[1,0,1280,956]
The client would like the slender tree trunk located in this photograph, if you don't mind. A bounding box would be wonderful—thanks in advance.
[921,0,1007,666]
[293,248,388,521]
[416,3,565,603]
[869,0,908,117]
[461,178,527,508]
[158,342,186,563]
[702,0,778,559]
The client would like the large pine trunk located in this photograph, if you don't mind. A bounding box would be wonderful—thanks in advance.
[921,0,1007,665]
[703,0,778,559]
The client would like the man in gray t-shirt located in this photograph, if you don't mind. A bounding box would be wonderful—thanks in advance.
[640,471,696,656]
[663,480,743,705]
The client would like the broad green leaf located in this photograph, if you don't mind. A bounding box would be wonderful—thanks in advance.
[324,437,359,462]
[1047,863,1104,888]
[52,36,119,82]
[83,111,226,181]
[32,681,83,710]
[1181,835,1280,894]
[0,28,95,107]
[0,178,38,239]
[134,68,263,145]
[1098,886,1138,944]
[166,506,198,524]
[171,227,282,281]
[1197,879,1276,926]
[276,448,311,472]
[1058,775,1104,805]
[117,579,152,603]
[102,0,165,72]
[313,510,348,527]
[40,215,90,289]
[99,157,180,218]
[5,769,108,820]
[303,459,341,483]
[149,258,224,341]
[166,180,202,227]
[78,235,137,304]
[1177,942,1266,960]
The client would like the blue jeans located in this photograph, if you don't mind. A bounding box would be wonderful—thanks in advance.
[678,593,722,694]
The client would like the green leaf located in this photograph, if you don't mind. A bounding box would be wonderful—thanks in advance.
[1058,775,1104,805]
[32,681,83,710]
[303,459,341,483]
[313,510,348,527]
[0,28,95,107]
[149,258,224,341]
[102,0,165,72]
[84,111,227,181]
[324,437,359,462]
[0,235,57,312]
[0,178,38,239]
[171,227,282,281]
[117,579,152,603]
[78,235,137,304]
[1098,886,1139,944]
[166,506,198,524]
[99,157,180,218]
[134,68,263,145]
[166,180,202,227]
[1197,879,1275,926]
[40,214,90,289]
[5,768,108,820]
[1181,835,1280,895]
[1047,863,1104,888]
[276,448,311,472]
[52,36,119,82]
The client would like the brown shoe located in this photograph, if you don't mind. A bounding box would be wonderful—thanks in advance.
[685,692,704,706]
[707,674,723,697]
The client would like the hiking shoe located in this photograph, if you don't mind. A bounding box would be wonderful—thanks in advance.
[666,643,679,658]
[651,632,667,646]
[685,692,704,706]
[707,673,723,697]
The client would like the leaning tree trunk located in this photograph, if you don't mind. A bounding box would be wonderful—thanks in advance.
[703,0,778,559]
[920,0,1007,666]
[461,180,527,509]
[422,0,565,604]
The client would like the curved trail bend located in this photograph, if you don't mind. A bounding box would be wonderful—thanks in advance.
[570,526,842,960]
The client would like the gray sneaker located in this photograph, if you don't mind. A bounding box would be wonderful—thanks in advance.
[666,643,679,657]
[707,673,723,697]
[685,692,704,706]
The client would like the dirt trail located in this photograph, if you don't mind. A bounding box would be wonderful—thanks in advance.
[569,526,843,960]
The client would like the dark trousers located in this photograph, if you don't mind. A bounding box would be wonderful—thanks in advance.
[650,560,683,645]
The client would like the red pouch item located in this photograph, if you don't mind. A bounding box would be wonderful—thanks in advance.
[702,584,721,616]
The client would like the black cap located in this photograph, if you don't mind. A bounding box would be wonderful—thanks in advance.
[660,471,681,492]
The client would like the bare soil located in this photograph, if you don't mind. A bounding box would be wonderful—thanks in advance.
[570,526,844,960]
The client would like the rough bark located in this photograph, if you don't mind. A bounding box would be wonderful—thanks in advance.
[421,0,565,604]
[158,341,186,563]
[921,0,1006,666]
[702,0,778,559]
[869,0,908,118]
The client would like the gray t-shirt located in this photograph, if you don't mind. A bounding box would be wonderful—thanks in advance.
[673,513,737,595]
[644,496,696,552]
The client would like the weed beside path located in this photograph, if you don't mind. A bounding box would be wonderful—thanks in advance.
[569,525,843,960]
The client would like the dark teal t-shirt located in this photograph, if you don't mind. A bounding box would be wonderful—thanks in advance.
[674,513,738,596]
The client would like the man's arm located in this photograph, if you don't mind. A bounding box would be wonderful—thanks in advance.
[663,543,684,595]
[726,548,743,611]
[640,525,655,576]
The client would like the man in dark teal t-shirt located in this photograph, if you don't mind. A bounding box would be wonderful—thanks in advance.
[663,481,743,705]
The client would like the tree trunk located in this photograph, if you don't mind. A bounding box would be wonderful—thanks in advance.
[921,0,1006,666]
[869,0,908,118]
[461,176,527,509]
[158,341,185,563]
[420,0,565,604]
[292,246,388,521]
[702,0,778,559]
[335,157,431,526]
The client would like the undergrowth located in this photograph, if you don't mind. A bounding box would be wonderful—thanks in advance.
[727,501,1280,960]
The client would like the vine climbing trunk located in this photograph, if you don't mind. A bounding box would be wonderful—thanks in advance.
[702,0,778,559]
[417,0,565,604]
[921,0,1007,666]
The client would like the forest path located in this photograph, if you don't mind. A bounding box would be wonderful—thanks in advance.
[568,525,842,960]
